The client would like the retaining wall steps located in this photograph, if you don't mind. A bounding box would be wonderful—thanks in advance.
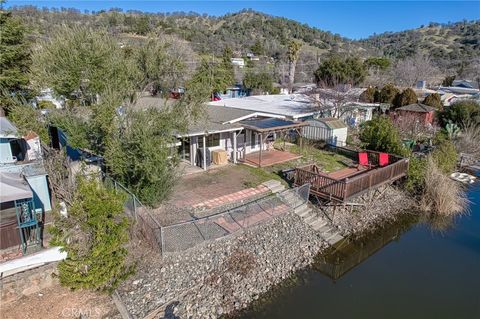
[293,203,344,246]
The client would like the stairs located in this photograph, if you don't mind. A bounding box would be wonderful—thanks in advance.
[262,180,286,193]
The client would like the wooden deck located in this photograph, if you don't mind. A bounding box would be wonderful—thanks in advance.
[294,147,409,202]
[243,150,302,167]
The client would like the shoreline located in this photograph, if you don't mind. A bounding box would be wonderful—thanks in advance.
[117,186,414,319]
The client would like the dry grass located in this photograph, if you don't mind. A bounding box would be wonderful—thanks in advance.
[419,158,469,217]
[455,122,480,159]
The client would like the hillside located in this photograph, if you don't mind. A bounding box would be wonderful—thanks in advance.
[9,6,480,74]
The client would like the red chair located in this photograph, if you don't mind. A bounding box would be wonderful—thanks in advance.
[358,152,369,167]
[379,153,389,167]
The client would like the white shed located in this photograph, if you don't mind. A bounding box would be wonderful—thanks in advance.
[303,118,348,146]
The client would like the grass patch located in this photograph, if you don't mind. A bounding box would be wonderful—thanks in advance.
[282,142,348,172]
[236,164,286,188]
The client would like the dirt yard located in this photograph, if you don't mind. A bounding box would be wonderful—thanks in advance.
[0,284,120,319]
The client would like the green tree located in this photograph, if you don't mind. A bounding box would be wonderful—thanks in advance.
[364,57,391,71]
[392,88,418,109]
[4,97,50,143]
[314,55,367,86]
[377,83,400,104]
[287,40,302,92]
[359,116,406,156]
[442,75,455,87]
[440,100,480,127]
[423,93,443,110]
[0,8,31,100]
[251,39,264,56]
[431,140,458,174]
[243,69,274,94]
[49,178,133,293]
[31,26,137,106]
[105,107,180,206]
[188,58,234,99]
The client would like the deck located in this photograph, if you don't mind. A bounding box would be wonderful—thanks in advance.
[294,147,409,202]
[243,150,302,167]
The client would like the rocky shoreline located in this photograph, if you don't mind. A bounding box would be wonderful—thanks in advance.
[117,186,414,319]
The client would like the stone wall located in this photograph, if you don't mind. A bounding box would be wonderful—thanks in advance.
[0,262,58,304]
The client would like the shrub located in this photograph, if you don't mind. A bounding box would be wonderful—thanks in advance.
[440,100,480,127]
[377,83,400,104]
[419,158,468,217]
[454,122,480,160]
[49,178,134,293]
[431,140,458,174]
[405,156,427,194]
[359,116,407,156]
[423,93,443,110]
[392,88,418,109]
[359,87,377,103]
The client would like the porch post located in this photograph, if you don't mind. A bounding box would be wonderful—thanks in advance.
[233,131,237,164]
[203,135,207,171]
[190,137,195,166]
[259,132,263,168]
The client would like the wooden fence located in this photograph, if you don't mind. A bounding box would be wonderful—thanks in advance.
[294,147,409,202]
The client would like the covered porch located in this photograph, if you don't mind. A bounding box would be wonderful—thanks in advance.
[240,118,307,168]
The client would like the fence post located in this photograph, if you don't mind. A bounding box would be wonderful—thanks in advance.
[132,196,137,221]
[160,226,164,255]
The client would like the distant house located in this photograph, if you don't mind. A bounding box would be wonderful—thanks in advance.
[439,79,480,95]
[0,114,52,256]
[303,118,348,146]
[394,103,436,126]
[230,58,245,68]
[452,79,479,90]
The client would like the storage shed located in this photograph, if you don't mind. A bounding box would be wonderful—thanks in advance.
[303,118,348,146]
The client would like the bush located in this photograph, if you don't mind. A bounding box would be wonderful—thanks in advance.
[440,100,480,127]
[392,88,418,109]
[359,87,376,103]
[423,93,442,110]
[431,140,458,174]
[314,55,367,86]
[49,178,134,293]
[359,116,407,156]
[405,156,427,194]
[377,83,400,104]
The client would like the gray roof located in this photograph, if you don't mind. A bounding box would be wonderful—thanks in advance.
[0,116,19,138]
[315,118,347,129]
[396,103,436,113]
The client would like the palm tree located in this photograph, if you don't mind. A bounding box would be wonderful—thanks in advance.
[287,40,302,93]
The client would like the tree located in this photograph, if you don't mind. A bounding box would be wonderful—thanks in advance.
[423,93,443,110]
[310,78,359,118]
[359,116,406,156]
[392,53,441,87]
[392,88,418,109]
[49,178,133,293]
[4,97,50,143]
[287,40,302,93]
[314,56,367,87]
[243,69,274,94]
[187,58,234,100]
[440,100,480,127]
[0,8,31,101]
[442,75,455,87]
[377,83,400,104]
[251,40,264,56]
[105,107,180,206]
[364,57,391,71]
[31,26,138,106]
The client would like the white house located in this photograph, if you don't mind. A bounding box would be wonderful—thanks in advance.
[230,58,245,68]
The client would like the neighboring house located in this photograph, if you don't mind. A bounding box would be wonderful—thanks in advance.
[394,103,436,126]
[439,80,480,95]
[303,118,348,146]
[209,94,376,127]
[452,79,479,90]
[217,85,248,100]
[0,114,52,255]
[230,58,245,68]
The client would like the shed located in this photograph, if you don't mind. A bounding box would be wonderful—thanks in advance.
[395,103,436,125]
[303,118,348,146]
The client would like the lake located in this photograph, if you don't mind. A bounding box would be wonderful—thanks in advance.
[237,175,480,319]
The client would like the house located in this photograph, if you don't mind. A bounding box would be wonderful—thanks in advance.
[0,114,52,255]
[230,58,245,68]
[303,118,348,146]
[452,79,479,90]
[394,103,436,126]
[439,79,480,95]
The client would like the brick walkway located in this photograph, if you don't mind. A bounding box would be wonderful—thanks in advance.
[192,185,269,210]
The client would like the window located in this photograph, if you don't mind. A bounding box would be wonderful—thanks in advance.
[198,134,220,148]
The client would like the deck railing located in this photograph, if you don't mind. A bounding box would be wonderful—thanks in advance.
[294,147,409,202]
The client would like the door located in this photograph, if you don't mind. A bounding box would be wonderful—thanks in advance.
[249,130,260,152]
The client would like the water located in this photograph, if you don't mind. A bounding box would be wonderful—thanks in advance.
[238,177,480,319]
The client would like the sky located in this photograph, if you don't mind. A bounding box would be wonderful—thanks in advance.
[5,1,480,39]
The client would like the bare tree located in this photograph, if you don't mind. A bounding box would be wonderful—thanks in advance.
[308,78,361,118]
[42,147,76,206]
[392,53,441,87]
[392,113,437,140]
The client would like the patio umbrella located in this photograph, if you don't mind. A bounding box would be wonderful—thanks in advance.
[0,172,33,203]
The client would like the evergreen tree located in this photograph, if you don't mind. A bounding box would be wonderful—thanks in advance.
[378,83,400,104]
[49,178,134,293]
[251,39,264,56]
[0,7,31,99]
[359,116,407,156]
[314,55,367,86]
[392,88,418,109]
[423,93,443,110]
[359,87,377,103]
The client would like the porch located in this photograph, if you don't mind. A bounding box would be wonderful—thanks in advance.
[243,149,302,167]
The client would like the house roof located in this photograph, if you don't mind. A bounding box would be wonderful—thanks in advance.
[0,172,33,203]
[240,118,306,133]
[314,118,347,129]
[209,94,320,119]
[396,103,436,113]
[0,115,19,138]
